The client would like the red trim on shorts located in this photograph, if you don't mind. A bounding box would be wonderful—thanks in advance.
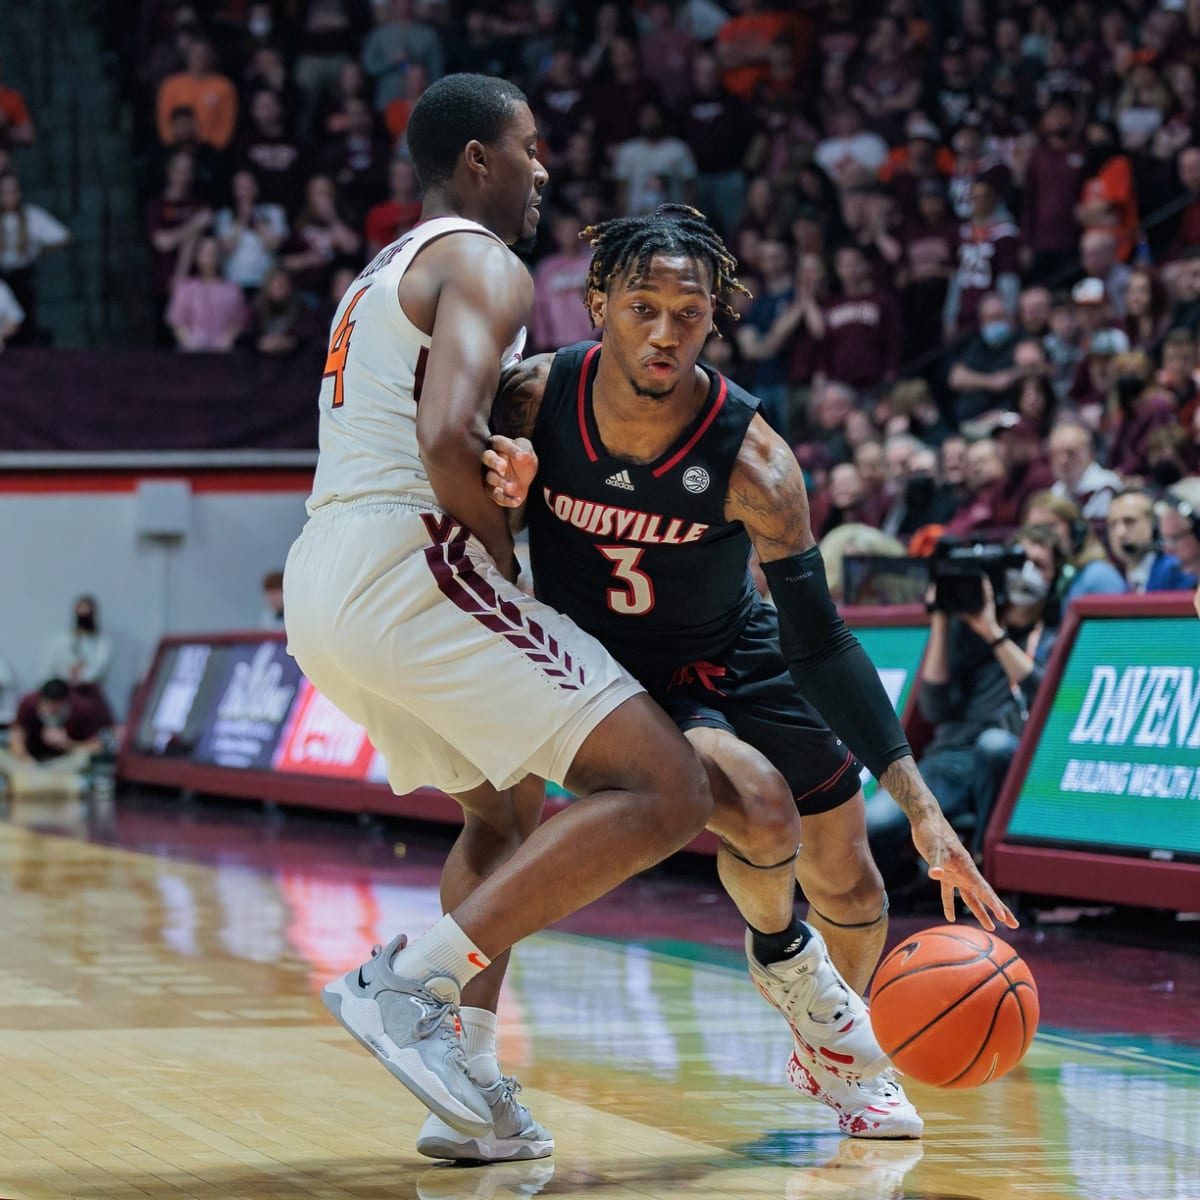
[652,373,728,478]
[422,534,586,690]
[577,343,602,462]
[793,749,855,804]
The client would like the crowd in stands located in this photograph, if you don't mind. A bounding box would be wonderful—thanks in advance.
[11,2,1200,593]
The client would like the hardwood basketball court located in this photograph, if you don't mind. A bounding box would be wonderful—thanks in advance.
[0,793,1195,1200]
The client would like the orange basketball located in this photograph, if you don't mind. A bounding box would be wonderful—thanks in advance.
[869,925,1039,1089]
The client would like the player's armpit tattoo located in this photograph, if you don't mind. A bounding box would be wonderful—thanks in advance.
[727,424,815,560]
[492,355,551,441]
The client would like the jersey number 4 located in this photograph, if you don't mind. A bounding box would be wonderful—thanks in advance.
[598,546,655,615]
[323,285,370,408]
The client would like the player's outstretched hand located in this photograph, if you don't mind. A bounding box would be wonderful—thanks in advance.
[910,812,1018,932]
[483,434,537,508]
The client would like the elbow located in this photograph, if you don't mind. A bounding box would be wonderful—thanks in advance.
[419,424,477,476]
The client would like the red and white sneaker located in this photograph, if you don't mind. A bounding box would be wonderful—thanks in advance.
[745,928,889,1080]
[787,1050,924,1139]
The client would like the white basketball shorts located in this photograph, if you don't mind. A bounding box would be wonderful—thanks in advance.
[283,497,644,796]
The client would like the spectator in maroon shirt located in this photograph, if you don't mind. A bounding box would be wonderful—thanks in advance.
[1069,326,1130,426]
[638,0,696,108]
[884,113,953,221]
[363,157,421,257]
[848,15,923,145]
[853,438,892,527]
[925,38,977,134]
[1168,146,1200,260]
[782,250,829,393]
[946,111,1011,221]
[1106,352,1180,479]
[944,177,1022,334]
[992,413,1056,528]
[812,462,871,538]
[678,52,753,238]
[899,179,958,360]
[530,46,587,157]
[1124,267,1172,355]
[317,95,390,222]
[235,89,307,214]
[5,679,109,769]
[1022,99,1085,281]
[146,151,213,337]
[584,35,660,154]
[1017,285,1052,340]
[945,436,1008,537]
[816,243,903,394]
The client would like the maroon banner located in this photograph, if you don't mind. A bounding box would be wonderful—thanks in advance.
[0,347,322,452]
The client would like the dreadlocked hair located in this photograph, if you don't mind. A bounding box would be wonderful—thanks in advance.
[579,204,751,323]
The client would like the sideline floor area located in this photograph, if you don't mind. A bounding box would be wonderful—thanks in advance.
[0,790,1196,1200]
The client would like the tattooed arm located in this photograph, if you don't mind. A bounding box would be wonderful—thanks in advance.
[727,416,1017,930]
[484,353,554,525]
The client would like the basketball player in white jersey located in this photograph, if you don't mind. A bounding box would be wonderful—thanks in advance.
[283,74,727,1161]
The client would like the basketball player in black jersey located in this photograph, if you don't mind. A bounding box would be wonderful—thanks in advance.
[485,206,1016,1137]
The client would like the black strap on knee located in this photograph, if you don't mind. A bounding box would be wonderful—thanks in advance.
[809,894,889,929]
[721,842,802,871]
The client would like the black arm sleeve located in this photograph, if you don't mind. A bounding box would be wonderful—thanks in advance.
[761,547,912,780]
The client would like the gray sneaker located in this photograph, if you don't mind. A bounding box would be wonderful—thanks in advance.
[417,1071,554,1162]
[321,934,493,1137]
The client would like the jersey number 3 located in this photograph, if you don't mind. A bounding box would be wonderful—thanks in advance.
[323,285,370,408]
[598,546,655,615]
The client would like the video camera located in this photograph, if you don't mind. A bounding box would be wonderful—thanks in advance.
[929,539,1026,615]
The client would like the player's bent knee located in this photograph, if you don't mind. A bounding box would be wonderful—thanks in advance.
[800,840,886,923]
[711,768,799,862]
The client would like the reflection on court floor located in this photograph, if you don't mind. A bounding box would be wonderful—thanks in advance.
[0,808,1195,1200]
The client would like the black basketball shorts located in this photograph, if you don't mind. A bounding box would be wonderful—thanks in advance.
[651,602,865,817]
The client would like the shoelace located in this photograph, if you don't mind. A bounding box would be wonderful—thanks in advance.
[791,952,851,1026]
[365,945,468,1059]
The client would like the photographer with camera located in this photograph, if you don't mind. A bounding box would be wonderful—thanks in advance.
[867,528,1063,881]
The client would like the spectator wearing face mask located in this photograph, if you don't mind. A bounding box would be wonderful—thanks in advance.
[1104,351,1178,480]
[1107,488,1197,593]
[1023,489,1128,603]
[946,293,1019,426]
[42,595,115,722]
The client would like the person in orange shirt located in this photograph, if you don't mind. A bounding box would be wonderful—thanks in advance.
[0,65,34,147]
[156,38,238,151]
[1075,120,1138,262]
[715,0,807,101]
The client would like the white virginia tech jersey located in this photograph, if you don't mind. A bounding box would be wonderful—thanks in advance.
[307,216,527,513]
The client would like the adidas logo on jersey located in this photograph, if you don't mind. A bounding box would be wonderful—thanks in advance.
[605,469,635,491]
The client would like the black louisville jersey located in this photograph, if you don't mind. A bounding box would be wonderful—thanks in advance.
[525,341,759,690]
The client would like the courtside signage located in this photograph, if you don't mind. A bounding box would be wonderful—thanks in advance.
[851,624,927,801]
[1008,616,1200,858]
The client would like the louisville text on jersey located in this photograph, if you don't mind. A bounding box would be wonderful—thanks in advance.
[543,487,709,545]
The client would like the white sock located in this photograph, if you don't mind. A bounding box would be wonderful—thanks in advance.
[390,916,490,988]
[460,1007,501,1085]
[460,1007,498,1059]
